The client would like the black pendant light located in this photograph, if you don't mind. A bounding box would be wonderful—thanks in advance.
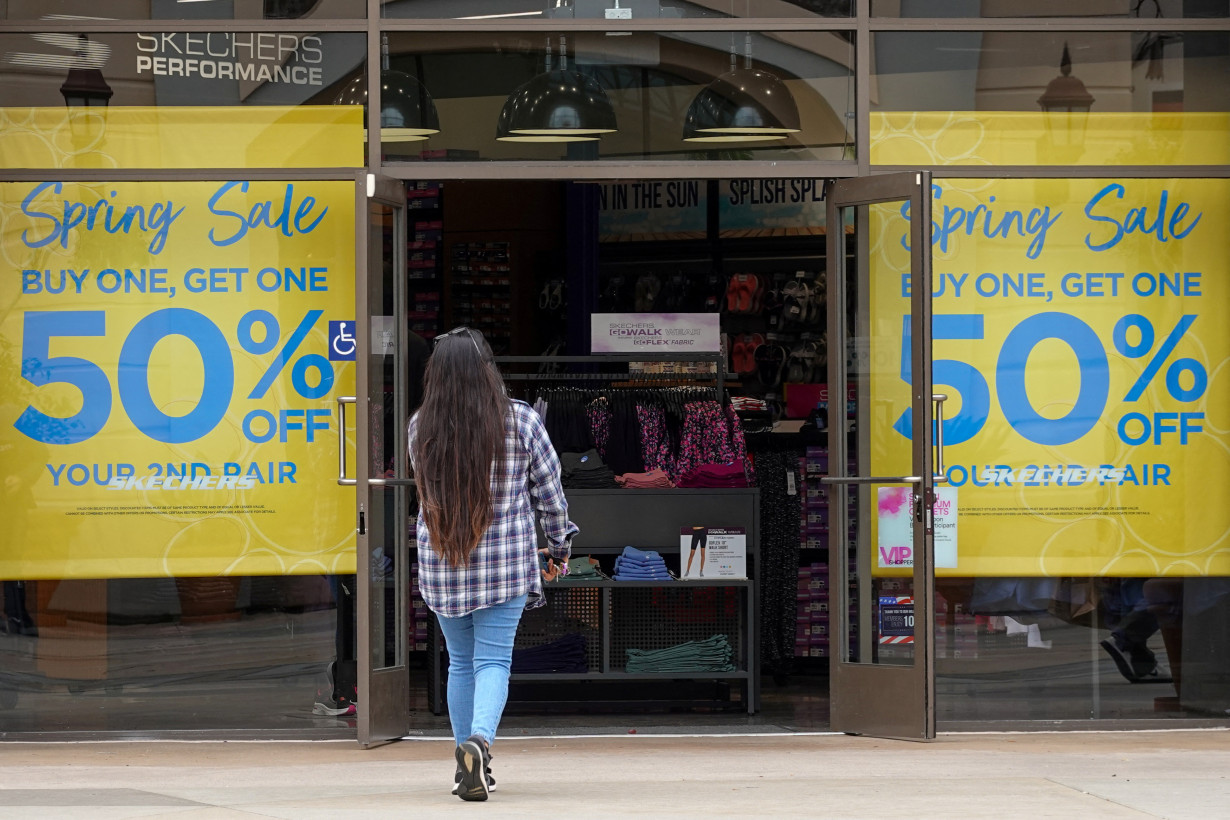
[683,34,800,143]
[333,36,439,142]
[496,36,616,141]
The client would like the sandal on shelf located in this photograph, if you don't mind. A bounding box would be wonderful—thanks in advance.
[730,336,747,376]
[782,280,810,323]
[740,333,765,374]
[748,274,765,314]
[785,344,811,384]
[754,343,787,388]
[804,339,826,381]
[635,274,662,312]
[600,276,625,312]
[725,275,743,313]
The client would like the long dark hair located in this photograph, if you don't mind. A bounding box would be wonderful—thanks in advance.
[412,328,508,568]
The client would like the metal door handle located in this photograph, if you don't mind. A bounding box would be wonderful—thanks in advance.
[336,396,356,486]
[819,475,922,485]
[819,394,951,486]
[933,393,949,484]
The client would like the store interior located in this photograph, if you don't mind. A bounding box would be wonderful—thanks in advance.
[1,177,1220,737]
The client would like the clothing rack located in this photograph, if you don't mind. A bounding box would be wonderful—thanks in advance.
[493,353,726,403]
[425,351,759,715]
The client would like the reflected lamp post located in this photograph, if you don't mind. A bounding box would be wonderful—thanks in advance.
[1036,43,1094,158]
[59,34,113,108]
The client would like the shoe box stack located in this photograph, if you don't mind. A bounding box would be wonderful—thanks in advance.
[934,588,980,659]
[450,241,512,353]
[798,446,858,552]
[410,562,430,653]
[407,182,442,339]
[795,563,829,658]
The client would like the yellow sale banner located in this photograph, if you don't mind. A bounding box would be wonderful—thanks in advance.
[870,177,1230,578]
[0,179,357,579]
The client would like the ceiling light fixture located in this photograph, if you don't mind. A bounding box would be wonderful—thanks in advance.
[333,35,439,142]
[496,35,617,141]
[683,33,800,143]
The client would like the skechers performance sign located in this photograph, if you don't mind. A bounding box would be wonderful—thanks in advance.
[135,33,326,87]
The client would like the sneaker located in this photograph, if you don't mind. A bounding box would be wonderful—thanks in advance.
[312,697,356,716]
[452,765,496,795]
[454,735,491,802]
[313,661,357,716]
[1100,639,1140,682]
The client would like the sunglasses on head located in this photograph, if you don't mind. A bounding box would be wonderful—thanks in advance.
[436,326,484,357]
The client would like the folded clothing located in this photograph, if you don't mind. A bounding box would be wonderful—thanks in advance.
[625,634,736,673]
[615,469,675,489]
[550,556,608,582]
[560,449,619,489]
[567,556,603,577]
[612,545,675,582]
[512,633,588,674]
[676,462,749,488]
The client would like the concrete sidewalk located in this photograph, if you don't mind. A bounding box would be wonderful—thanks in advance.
[0,729,1227,819]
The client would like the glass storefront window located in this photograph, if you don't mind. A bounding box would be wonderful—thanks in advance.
[381,0,852,20]
[2,0,367,21]
[0,177,359,731]
[379,30,854,163]
[872,0,1229,18]
[0,32,365,109]
[870,30,1230,165]
[886,176,1230,723]
[0,32,366,170]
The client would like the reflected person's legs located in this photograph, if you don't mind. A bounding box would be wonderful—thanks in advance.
[1144,578,1185,694]
[1107,578,1162,678]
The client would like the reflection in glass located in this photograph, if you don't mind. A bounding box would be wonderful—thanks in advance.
[873,31,1229,114]
[0,32,366,109]
[873,0,1228,18]
[333,37,440,142]
[384,30,853,162]
[1,0,366,20]
[831,199,919,669]
[870,30,1230,165]
[496,36,618,141]
[381,0,852,20]
[682,34,804,142]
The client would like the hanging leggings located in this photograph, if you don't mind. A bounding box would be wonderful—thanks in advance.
[749,443,803,676]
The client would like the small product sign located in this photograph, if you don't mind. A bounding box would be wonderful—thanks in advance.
[878,596,915,644]
[876,486,959,569]
[591,313,720,353]
[679,526,746,579]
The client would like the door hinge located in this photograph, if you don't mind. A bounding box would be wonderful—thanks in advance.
[358,503,366,535]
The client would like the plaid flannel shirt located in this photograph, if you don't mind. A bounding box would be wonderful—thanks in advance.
[409,399,577,618]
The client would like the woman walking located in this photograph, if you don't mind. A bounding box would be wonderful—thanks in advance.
[409,326,577,802]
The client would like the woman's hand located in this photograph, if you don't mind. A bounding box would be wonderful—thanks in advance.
[539,548,561,582]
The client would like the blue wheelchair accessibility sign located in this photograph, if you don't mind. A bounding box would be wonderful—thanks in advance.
[328,320,357,361]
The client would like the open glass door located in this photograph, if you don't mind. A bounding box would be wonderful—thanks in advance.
[346,174,411,746]
[823,172,940,739]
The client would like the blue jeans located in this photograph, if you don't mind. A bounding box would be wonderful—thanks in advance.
[436,594,526,748]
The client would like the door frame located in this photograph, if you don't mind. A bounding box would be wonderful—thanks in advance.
[824,171,938,740]
[349,172,413,747]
